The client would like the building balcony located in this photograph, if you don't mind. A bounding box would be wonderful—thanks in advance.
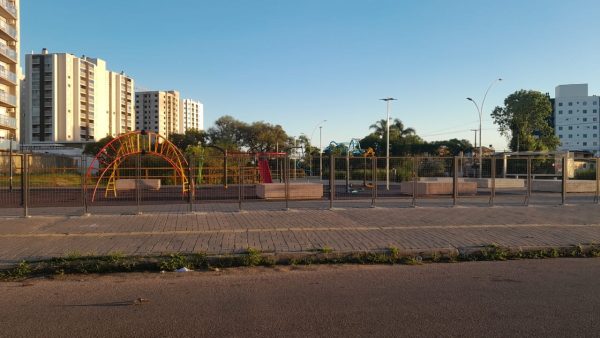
[0,0,17,20]
[0,91,15,107]
[0,67,16,86]
[0,43,16,64]
[0,113,16,130]
[0,19,17,41]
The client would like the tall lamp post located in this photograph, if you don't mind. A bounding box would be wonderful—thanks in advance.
[466,78,502,178]
[309,120,327,180]
[380,97,397,190]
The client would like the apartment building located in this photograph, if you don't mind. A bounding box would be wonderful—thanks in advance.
[554,84,600,156]
[180,98,203,132]
[0,0,19,149]
[22,49,134,145]
[108,71,134,137]
[135,91,181,138]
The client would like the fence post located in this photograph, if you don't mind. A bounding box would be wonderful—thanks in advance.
[371,156,376,208]
[238,158,243,211]
[525,157,531,206]
[136,153,142,215]
[81,155,89,216]
[453,156,458,206]
[285,155,290,210]
[489,156,496,206]
[8,140,12,192]
[595,158,599,204]
[23,154,29,218]
[412,157,418,207]
[561,155,568,205]
[188,156,194,213]
[329,156,335,210]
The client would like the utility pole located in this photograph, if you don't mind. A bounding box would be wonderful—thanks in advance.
[380,97,397,190]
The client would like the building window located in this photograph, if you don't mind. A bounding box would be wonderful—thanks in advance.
[568,134,573,138]
[583,134,588,138]
[559,102,563,107]
[559,126,563,131]
[569,110,573,114]
[559,135,563,139]
[568,126,573,130]
[583,142,588,146]
[584,110,588,114]
[568,102,573,106]
[594,126,598,130]
[559,110,563,115]
[583,101,588,106]
[583,118,588,122]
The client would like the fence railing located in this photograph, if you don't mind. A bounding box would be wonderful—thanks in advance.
[0,153,598,216]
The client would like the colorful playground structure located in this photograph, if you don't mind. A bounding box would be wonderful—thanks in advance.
[325,138,375,157]
[86,131,189,202]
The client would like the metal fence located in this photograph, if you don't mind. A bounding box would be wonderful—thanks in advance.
[0,153,598,216]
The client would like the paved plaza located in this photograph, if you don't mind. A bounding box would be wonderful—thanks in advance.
[1,203,599,267]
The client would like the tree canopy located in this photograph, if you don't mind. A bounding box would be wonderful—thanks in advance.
[491,90,559,152]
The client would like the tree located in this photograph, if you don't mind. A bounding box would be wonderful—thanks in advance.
[169,128,208,151]
[491,90,559,152]
[207,115,246,151]
[391,118,416,142]
[369,118,416,144]
[241,121,288,153]
[83,136,114,155]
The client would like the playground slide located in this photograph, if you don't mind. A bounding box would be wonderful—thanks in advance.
[258,159,273,183]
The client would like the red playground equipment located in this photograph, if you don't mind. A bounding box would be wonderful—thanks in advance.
[256,152,285,183]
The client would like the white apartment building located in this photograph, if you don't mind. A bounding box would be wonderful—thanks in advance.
[135,91,181,138]
[108,71,134,137]
[0,0,19,150]
[180,98,203,132]
[554,84,600,156]
[22,49,134,145]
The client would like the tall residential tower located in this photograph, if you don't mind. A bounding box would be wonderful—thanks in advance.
[0,0,19,149]
[135,91,181,138]
[554,84,600,156]
[181,98,203,132]
[22,50,134,145]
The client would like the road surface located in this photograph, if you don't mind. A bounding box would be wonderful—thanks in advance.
[1,259,599,337]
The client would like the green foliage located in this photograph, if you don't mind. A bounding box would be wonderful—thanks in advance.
[83,136,114,155]
[575,169,596,180]
[244,248,263,266]
[491,90,559,151]
[207,115,288,152]
[169,129,207,151]
[159,253,189,271]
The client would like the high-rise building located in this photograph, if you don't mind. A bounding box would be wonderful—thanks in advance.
[21,50,134,145]
[180,99,203,132]
[135,91,181,138]
[108,71,134,137]
[554,84,600,155]
[0,0,19,150]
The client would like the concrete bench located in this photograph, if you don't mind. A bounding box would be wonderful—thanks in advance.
[532,180,598,193]
[464,178,525,189]
[115,179,161,190]
[400,181,477,195]
[256,183,323,200]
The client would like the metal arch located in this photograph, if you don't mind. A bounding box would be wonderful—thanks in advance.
[86,131,189,202]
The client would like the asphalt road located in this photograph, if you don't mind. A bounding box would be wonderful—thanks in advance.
[1,259,599,337]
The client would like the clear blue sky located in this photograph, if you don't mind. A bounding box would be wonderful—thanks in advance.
[21,0,600,151]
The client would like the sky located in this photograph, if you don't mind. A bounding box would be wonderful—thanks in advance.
[21,0,600,151]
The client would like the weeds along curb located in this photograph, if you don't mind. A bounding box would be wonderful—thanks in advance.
[1,244,599,281]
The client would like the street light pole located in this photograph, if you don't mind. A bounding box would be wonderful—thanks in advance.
[467,78,502,178]
[310,120,327,180]
[380,97,397,190]
[470,129,477,149]
[319,126,323,180]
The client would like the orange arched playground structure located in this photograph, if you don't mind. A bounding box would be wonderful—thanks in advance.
[86,131,188,202]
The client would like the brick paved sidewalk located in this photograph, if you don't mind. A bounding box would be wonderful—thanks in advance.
[1,204,599,266]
